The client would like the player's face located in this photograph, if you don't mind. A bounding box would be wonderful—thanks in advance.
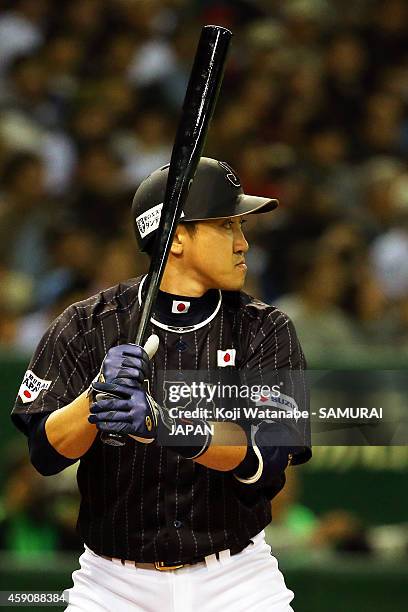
[183,216,249,291]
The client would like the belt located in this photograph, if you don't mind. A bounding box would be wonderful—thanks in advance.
[98,542,250,571]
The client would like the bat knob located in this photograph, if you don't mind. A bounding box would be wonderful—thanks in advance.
[144,334,159,359]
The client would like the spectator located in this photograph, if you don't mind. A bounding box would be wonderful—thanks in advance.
[116,107,173,186]
[1,53,61,129]
[0,0,48,76]
[69,143,129,237]
[275,243,360,359]
[0,152,57,279]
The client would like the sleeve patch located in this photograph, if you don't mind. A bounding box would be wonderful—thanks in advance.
[18,370,52,404]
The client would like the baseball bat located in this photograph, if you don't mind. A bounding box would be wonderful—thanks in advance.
[101,25,232,446]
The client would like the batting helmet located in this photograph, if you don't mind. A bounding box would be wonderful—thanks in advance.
[131,157,278,252]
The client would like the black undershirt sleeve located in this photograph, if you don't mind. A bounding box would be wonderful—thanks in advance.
[17,413,78,476]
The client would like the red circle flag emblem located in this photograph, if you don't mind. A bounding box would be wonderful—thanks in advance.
[18,369,52,403]
[217,349,236,367]
[172,300,190,314]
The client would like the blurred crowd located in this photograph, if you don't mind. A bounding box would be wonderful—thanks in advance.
[2,0,408,565]
[1,0,408,361]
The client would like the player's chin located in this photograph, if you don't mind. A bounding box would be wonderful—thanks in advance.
[222,270,247,291]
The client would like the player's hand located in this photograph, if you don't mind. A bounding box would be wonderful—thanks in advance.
[96,344,151,390]
[88,383,158,442]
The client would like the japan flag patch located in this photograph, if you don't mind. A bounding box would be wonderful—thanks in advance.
[18,370,52,404]
[217,349,236,367]
[172,300,190,313]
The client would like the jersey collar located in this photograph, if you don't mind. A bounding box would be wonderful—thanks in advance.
[137,275,222,334]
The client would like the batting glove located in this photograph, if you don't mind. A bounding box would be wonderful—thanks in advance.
[93,343,151,391]
[89,382,158,442]
[89,380,211,456]
[88,342,154,441]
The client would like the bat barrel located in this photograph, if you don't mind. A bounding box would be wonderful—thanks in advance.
[135,24,232,346]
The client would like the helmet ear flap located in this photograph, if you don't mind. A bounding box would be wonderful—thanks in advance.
[141,236,156,256]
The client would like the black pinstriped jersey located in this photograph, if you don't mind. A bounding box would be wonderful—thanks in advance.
[12,275,311,563]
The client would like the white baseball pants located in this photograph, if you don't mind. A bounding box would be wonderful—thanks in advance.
[64,531,295,611]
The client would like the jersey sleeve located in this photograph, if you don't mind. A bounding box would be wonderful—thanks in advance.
[240,308,306,372]
[11,304,91,434]
[239,308,311,466]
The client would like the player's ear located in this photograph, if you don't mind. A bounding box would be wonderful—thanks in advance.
[170,226,185,255]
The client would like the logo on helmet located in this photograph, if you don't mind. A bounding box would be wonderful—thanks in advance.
[138,217,146,235]
[218,161,241,188]
[136,203,163,238]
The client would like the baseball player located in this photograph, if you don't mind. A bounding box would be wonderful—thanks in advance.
[12,157,311,611]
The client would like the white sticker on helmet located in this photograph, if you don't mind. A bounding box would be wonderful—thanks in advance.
[136,204,186,238]
[136,203,163,238]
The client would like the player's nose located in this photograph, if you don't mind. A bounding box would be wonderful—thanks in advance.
[233,226,249,254]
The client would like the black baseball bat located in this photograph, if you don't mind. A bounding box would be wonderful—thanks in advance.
[101,25,232,446]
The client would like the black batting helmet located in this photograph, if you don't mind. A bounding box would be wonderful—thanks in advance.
[131,157,278,252]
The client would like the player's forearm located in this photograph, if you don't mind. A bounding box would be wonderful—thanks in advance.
[193,422,247,471]
[45,391,98,459]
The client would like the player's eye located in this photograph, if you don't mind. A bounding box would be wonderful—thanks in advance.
[222,218,246,229]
